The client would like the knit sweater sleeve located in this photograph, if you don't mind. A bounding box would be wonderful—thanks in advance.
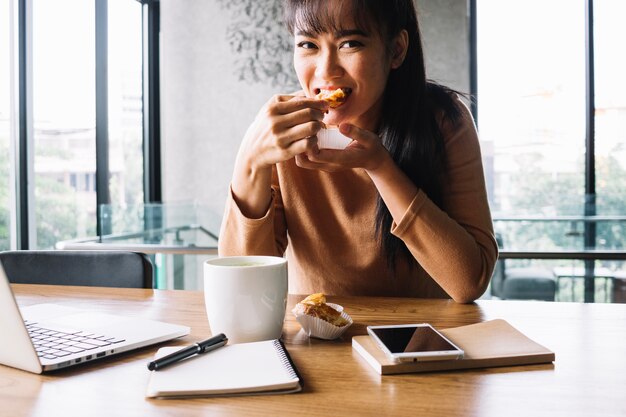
[217,167,288,257]
[390,101,498,303]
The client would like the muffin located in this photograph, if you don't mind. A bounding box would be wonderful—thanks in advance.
[292,293,353,340]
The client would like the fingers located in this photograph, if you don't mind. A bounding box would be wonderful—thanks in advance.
[305,148,347,165]
[270,94,329,115]
[311,141,320,156]
[338,123,378,146]
[277,107,326,130]
[287,136,318,157]
[295,154,317,170]
[274,94,298,102]
[295,153,343,172]
[265,95,327,149]
[288,90,306,97]
[272,120,324,150]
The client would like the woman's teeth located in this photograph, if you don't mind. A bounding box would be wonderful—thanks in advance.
[316,88,352,96]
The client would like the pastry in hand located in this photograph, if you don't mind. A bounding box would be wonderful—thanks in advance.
[315,88,348,108]
[294,293,350,327]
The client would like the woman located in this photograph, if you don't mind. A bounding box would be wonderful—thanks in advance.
[218,0,498,303]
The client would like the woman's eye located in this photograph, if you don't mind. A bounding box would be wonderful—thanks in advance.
[297,41,317,50]
[340,40,364,49]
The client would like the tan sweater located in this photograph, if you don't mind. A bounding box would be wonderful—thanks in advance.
[219,102,498,302]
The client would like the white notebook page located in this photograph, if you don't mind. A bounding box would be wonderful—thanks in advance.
[146,340,300,397]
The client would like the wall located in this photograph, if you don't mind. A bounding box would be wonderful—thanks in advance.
[160,0,470,220]
[418,0,469,91]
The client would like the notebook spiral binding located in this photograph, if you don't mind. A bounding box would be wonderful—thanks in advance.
[273,339,302,384]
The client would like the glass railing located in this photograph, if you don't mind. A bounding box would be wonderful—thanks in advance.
[55,204,626,302]
[492,214,626,303]
[57,203,220,290]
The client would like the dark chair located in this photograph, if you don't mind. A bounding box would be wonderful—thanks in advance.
[499,266,556,301]
[0,250,154,288]
[491,235,556,301]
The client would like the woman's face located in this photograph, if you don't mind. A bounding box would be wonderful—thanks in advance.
[292,9,393,131]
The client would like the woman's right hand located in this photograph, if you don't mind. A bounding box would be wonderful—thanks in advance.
[239,93,329,170]
[231,93,328,219]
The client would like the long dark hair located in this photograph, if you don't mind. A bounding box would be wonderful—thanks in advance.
[285,0,464,269]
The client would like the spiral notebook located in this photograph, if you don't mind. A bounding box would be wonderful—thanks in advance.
[146,339,302,398]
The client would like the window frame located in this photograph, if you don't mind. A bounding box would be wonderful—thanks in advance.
[9,0,161,249]
[471,0,601,302]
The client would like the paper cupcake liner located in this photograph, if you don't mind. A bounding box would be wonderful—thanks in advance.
[317,128,352,150]
[327,302,343,313]
[292,303,353,340]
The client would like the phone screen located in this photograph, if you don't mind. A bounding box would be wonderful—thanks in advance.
[369,326,457,353]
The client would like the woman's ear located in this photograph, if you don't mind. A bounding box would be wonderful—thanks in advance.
[390,29,409,69]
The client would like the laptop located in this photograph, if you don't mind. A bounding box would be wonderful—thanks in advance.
[0,262,190,374]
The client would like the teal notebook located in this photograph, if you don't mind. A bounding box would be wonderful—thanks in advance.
[146,339,302,398]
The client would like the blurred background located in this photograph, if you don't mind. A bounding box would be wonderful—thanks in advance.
[1,0,624,300]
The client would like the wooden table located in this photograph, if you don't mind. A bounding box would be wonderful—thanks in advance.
[3,285,626,417]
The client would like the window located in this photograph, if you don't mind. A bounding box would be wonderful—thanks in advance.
[33,0,97,249]
[477,0,586,223]
[0,1,10,250]
[477,0,626,302]
[3,0,152,251]
[108,0,144,209]
[594,0,626,246]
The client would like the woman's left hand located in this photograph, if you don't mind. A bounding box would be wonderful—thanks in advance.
[294,123,390,173]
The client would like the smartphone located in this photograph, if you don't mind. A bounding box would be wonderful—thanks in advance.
[367,324,464,362]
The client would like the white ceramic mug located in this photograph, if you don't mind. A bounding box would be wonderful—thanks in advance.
[203,256,288,344]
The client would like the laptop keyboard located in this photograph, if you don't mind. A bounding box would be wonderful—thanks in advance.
[24,320,126,360]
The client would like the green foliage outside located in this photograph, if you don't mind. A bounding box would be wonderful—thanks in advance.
[0,140,9,250]
[107,132,144,236]
[0,139,95,250]
[496,151,585,253]
[495,147,626,302]
[596,154,626,250]
[496,148,626,256]
[34,176,89,250]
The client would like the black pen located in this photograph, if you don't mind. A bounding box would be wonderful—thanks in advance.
[147,333,228,371]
